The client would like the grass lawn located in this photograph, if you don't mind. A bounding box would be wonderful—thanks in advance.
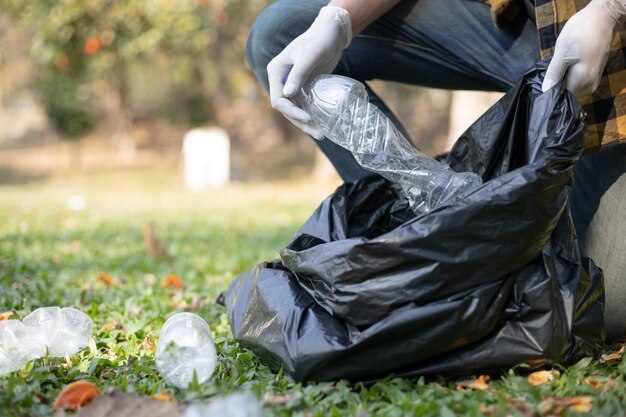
[1,169,625,417]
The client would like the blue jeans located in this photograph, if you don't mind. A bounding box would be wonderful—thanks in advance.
[247,0,626,339]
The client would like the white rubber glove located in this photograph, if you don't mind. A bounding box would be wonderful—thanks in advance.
[542,0,626,96]
[267,6,352,139]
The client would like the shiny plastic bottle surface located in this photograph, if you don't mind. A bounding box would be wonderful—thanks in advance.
[297,75,482,213]
[155,313,217,388]
[0,307,93,376]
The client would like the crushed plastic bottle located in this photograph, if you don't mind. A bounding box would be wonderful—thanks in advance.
[0,307,93,376]
[23,307,93,357]
[0,320,32,375]
[296,74,483,213]
[155,312,217,389]
[183,392,264,417]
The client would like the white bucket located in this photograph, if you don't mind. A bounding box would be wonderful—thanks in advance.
[182,127,230,190]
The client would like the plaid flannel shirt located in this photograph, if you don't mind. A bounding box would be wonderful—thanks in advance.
[485,0,626,150]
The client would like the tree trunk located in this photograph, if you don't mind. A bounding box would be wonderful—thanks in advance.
[111,61,135,164]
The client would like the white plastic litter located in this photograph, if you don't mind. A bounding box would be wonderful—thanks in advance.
[297,74,483,214]
[183,392,264,417]
[155,312,217,389]
[0,307,93,376]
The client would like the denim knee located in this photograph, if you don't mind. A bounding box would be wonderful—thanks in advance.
[246,2,322,91]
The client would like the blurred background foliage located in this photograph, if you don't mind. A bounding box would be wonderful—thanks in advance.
[3,0,263,133]
[0,0,456,180]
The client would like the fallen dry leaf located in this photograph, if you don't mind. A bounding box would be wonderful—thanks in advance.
[264,393,291,405]
[600,345,625,363]
[139,334,156,351]
[0,310,15,321]
[527,369,560,386]
[142,226,168,260]
[151,388,172,402]
[100,320,122,332]
[457,375,490,391]
[52,380,101,412]
[96,272,117,287]
[161,274,184,289]
[170,297,189,310]
[583,376,603,389]
[53,390,181,417]
[538,396,592,415]
[478,404,496,415]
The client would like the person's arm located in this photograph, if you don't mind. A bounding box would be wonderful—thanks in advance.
[267,1,400,138]
[542,0,626,96]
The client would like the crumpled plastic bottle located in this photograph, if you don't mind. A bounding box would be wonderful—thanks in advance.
[296,74,483,213]
[155,313,217,389]
[0,307,93,376]
[183,392,264,417]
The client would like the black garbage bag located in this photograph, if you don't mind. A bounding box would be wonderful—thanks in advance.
[223,61,605,383]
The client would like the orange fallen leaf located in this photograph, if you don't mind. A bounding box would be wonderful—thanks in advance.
[538,396,593,415]
[151,387,172,401]
[52,380,101,411]
[457,375,490,391]
[100,320,122,332]
[600,345,625,363]
[469,375,490,390]
[161,274,184,289]
[568,397,593,413]
[139,334,156,351]
[527,369,560,386]
[96,272,117,287]
[0,310,15,321]
[583,376,603,389]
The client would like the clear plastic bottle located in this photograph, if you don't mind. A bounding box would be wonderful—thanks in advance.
[183,392,264,417]
[155,313,217,388]
[0,307,94,376]
[296,75,482,213]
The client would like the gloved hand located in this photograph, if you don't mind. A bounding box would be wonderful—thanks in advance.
[542,0,626,96]
[267,6,352,139]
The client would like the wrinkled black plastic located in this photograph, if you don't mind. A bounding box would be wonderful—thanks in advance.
[224,61,606,382]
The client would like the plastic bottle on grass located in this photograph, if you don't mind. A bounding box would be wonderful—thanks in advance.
[0,307,93,376]
[155,313,217,388]
[296,74,483,213]
[183,392,264,417]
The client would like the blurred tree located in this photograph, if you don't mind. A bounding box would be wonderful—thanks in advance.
[2,0,271,161]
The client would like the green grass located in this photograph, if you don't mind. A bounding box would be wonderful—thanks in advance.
[1,169,625,417]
